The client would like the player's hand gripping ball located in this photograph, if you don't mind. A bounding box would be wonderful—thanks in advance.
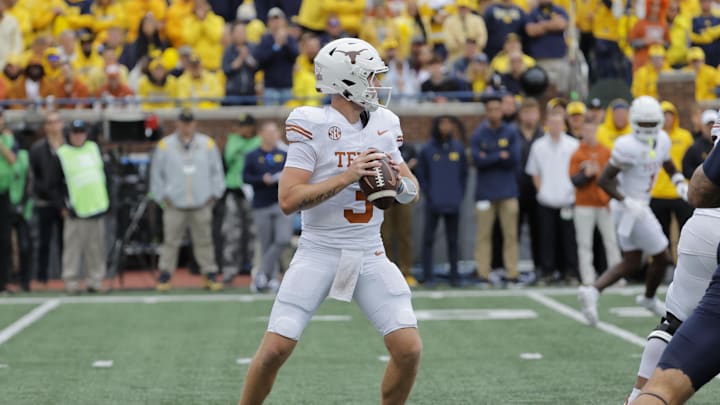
[359,154,398,210]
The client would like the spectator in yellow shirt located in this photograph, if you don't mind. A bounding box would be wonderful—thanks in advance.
[7,0,32,49]
[631,44,670,98]
[287,32,321,108]
[596,99,631,149]
[177,54,224,109]
[490,33,536,75]
[685,46,720,101]
[666,0,691,66]
[123,0,167,43]
[443,0,488,63]
[165,0,194,47]
[86,0,128,45]
[359,4,404,61]
[322,0,365,35]
[42,48,63,82]
[73,31,104,78]
[183,0,224,72]
[138,58,178,110]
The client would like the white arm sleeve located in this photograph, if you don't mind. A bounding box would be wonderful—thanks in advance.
[285,141,317,172]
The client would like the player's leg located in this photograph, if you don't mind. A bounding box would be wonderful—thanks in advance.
[579,250,642,325]
[239,332,298,405]
[636,211,671,312]
[382,327,423,405]
[627,313,682,403]
[355,256,421,404]
[632,263,720,405]
[239,241,337,404]
[594,250,643,292]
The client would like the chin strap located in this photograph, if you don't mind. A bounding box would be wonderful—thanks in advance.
[395,176,417,204]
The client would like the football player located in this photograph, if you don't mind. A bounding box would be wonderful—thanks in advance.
[238,38,422,405]
[625,110,720,403]
[630,112,720,405]
[578,96,688,325]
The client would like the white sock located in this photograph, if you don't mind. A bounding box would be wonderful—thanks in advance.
[627,387,642,403]
[638,338,668,379]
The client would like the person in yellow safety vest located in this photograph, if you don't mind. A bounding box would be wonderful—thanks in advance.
[631,44,670,99]
[649,100,694,249]
[56,119,110,294]
[684,46,720,101]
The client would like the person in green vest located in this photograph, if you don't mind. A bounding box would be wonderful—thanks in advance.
[6,126,33,292]
[57,120,110,294]
[220,113,260,283]
[0,111,18,294]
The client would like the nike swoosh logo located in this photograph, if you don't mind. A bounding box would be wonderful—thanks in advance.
[377,130,388,136]
[374,250,384,256]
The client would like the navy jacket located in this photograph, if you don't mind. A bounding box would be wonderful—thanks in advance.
[243,147,287,209]
[470,121,521,201]
[416,137,468,214]
[222,43,258,100]
[253,34,299,89]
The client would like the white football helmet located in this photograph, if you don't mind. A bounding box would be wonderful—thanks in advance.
[629,96,664,142]
[314,38,391,111]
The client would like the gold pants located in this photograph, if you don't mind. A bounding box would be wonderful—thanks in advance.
[474,198,519,279]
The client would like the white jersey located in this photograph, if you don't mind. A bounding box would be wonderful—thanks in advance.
[609,131,671,202]
[284,105,404,249]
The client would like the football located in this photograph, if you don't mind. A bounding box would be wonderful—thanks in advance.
[359,155,398,210]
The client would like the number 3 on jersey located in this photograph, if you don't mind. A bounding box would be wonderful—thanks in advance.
[344,191,373,223]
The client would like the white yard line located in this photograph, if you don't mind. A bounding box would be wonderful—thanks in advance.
[0,286,663,305]
[527,292,646,347]
[0,300,60,345]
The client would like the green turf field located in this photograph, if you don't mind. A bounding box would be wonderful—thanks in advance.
[1,287,718,404]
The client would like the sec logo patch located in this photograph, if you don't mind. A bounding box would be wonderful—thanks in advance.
[328,126,342,140]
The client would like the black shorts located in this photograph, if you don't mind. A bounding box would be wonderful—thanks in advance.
[658,260,720,391]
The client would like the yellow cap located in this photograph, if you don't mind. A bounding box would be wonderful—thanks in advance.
[381,38,398,51]
[161,48,179,71]
[660,100,676,113]
[149,58,163,71]
[457,0,475,8]
[649,45,666,57]
[566,101,587,116]
[688,47,705,62]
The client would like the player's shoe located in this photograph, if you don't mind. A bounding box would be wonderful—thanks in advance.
[405,275,419,288]
[578,285,600,326]
[268,278,281,294]
[636,295,665,316]
[156,271,172,292]
[203,273,224,292]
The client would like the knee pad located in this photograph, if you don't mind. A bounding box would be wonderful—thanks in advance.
[647,312,683,343]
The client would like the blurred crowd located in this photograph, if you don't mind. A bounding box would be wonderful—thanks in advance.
[0,0,719,109]
[1,93,716,293]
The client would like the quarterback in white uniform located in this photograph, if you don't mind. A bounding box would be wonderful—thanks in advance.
[625,110,720,403]
[239,39,422,405]
[578,96,688,326]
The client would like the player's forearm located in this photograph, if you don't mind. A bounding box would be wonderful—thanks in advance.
[279,172,353,215]
[597,175,624,201]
